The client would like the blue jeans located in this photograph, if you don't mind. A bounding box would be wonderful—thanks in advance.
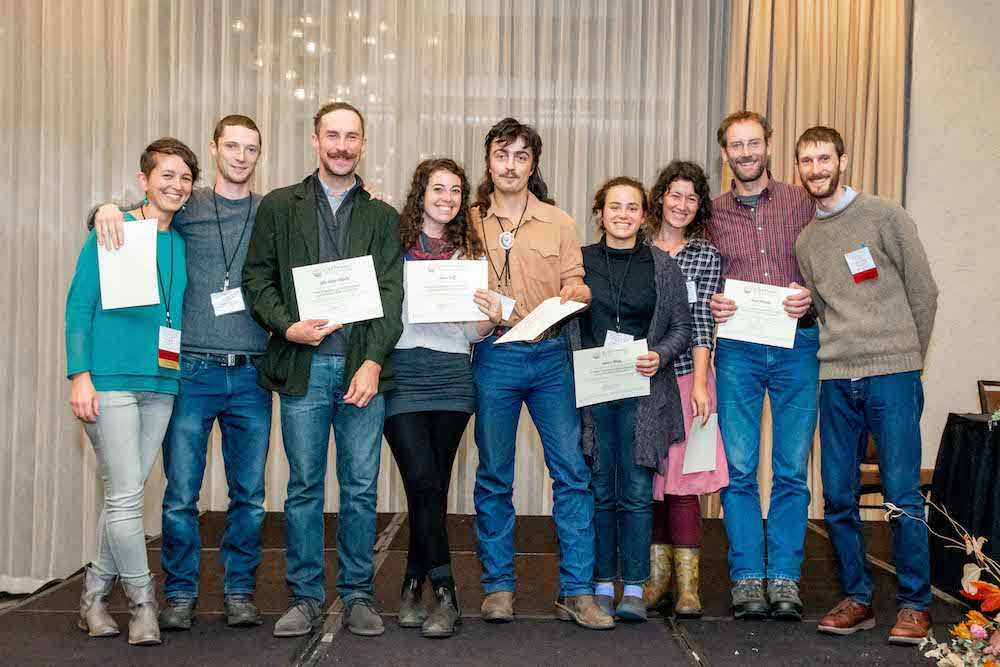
[819,371,930,610]
[473,336,595,597]
[279,354,384,604]
[592,398,653,585]
[161,355,272,600]
[716,327,819,582]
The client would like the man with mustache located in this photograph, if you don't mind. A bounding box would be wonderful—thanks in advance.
[793,126,937,645]
[242,102,403,638]
[708,111,818,621]
[92,116,272,631]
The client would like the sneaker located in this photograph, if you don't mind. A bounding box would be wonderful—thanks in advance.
[614,595,647,623]
[345,598,385,637]
[888,608,931,645]
[767,578,803,621]
[731,578,768,619]
[817,598,875,635]
[158,597,196,631]
[224,594,263,627]
[273,598,324,638]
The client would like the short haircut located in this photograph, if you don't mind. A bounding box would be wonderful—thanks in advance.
[139,137,200,183]
[716,110,773,148]
[313,101,365,136]
[795,125,845,159]
[213,114,261,148]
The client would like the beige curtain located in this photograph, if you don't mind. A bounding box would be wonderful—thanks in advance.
[711,0,910,521]
[0,0,728,591]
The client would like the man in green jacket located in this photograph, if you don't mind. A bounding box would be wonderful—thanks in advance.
[242,102,403,638]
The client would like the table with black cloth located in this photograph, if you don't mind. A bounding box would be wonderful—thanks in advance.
[929,412,1000,595]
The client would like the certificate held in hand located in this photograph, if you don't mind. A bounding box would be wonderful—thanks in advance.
[97,218,159,310]
[716,279,798,349]
[405,259,488,324]
[292,256,383,325]
[573,339,651,408]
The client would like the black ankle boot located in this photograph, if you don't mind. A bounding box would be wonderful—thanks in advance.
[397,576,427,628]
[421,581,460,638]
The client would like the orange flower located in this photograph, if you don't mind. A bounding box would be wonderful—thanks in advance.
[952,622,972,640]
[968,609,991,626]
[963,581,1000,612]
[985,661,997,667]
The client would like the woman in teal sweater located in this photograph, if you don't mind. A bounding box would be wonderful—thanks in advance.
[65,138,196,646]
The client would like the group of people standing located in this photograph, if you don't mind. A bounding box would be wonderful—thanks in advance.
[66,105,937,649]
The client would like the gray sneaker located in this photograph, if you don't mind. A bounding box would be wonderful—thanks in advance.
[767,578,803,621]
[158,597,196,631]
[273,598,324,637]
[345,599,385,637]
[731,578,768,619]
[224,594,263,627]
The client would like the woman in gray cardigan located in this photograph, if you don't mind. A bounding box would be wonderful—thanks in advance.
[567,176,691,622]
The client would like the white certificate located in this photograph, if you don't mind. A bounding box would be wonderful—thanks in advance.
[682,413,719,474]
[493,297,587,344]
[292,256,383,325]
[97,218,159,309]
[573,339,650,407]
[405,260,488,324]
[716,279,798,349]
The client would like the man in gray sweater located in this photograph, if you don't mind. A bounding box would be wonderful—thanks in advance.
[794,126,938,646]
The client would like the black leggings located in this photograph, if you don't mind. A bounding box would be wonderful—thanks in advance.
[383,410,470,581]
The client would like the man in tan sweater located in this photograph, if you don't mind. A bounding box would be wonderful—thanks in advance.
[794,126,938,646]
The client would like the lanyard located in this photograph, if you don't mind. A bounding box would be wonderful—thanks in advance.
[482,196,530,289]
[144,206,175,328]
[213,191,253,291]
[603,241,635,332]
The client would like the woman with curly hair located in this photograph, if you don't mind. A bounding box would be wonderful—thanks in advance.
[575,176,691,622]
[643,160,729,619]
[384,158,501,638]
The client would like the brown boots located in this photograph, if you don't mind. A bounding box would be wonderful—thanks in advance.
[642,544,702,618]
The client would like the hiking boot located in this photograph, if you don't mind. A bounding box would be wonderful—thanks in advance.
[731,578,768,619]
[224,594,263,627]
[158,597,196,631]
[768,578,803,621]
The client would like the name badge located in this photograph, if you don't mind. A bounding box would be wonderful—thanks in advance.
[686,280,698,304]
[845,245,878,283]
[211,287,246,316]
[498,293,516,321]
[158,326,182,370]
[604,330,635,348]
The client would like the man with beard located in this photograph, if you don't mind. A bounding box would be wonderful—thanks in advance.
[242,102,403,638]
[793,126,937,645]
[708,111,818,621]
[92,116,272,630]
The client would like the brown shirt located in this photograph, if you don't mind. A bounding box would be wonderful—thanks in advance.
[473,192,584,325]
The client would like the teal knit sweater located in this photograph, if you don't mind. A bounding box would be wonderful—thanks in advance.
[65,214,187,394]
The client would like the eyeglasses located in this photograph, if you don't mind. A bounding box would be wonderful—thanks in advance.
[727,139,765,152]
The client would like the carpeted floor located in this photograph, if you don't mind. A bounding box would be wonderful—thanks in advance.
[0,512,963,666]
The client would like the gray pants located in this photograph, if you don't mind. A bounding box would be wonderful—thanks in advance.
[84,391,174,585]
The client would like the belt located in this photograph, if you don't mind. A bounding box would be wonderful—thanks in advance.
[492,323,564,343]
[187,352,259,367]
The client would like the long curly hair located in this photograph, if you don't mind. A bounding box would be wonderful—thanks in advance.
[473,117,555,214]
[647,160,713,241]
[398,158,484,258]
[590,176,648,242]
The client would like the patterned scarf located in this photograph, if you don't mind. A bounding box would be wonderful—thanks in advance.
[405,231,455,261]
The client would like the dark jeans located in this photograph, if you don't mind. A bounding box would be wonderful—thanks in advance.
[384,410,470,583]
[592,398,653,584]
[161,355,271,600]
[819,371,931,610]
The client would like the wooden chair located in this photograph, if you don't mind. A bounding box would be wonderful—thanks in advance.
[979,380,1000,414]
[858,435,934,510]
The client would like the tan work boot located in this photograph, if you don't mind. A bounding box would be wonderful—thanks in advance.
[643,544,673,610]
[122,579,161,646]
[481,591,514,623]
[674,547,702,618]
[78,565,120,637]
[554,595,615,630]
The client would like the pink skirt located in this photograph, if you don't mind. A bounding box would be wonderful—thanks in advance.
[652,369,729,498]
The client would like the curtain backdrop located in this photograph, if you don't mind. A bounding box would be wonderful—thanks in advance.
[709,0,911,522]
[0,0,729,592]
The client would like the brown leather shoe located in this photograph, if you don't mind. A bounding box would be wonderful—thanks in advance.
[481,591,514,623]
[554,595,615,630]
[817,598,875,635]
[888,608,931,645]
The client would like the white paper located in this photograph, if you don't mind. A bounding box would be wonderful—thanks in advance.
[211,288,246,316]
[498,293,516,321]
[682,413,719,474]
[97,219,159,309]
[292,256,384,325]
[845,246,877,274]
[405,260,488,324]
[493,297,586,344]
[686,280,698,304]
[716,279,798,349]
[603,330,634,348]
[573,339,650,407]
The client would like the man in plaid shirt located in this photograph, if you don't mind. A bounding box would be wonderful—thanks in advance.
[708,111,818,622]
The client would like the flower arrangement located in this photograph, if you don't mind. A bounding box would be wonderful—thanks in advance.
[884,500,1000,665]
